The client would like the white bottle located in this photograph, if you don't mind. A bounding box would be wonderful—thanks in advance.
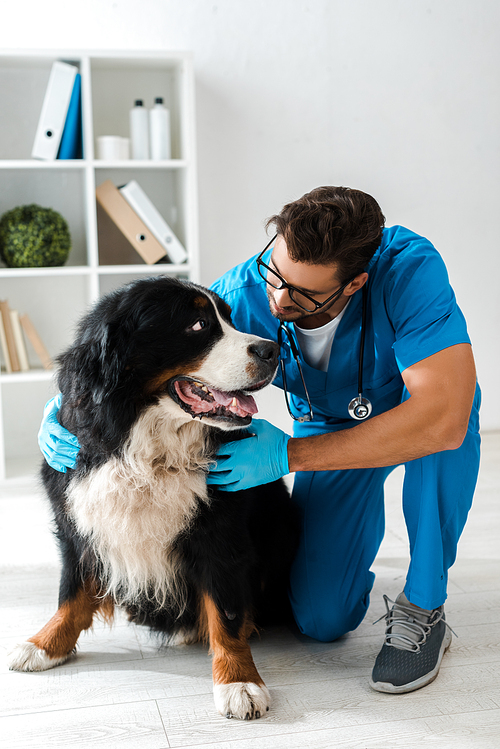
[149,97,171,160]
[129,100,150,160]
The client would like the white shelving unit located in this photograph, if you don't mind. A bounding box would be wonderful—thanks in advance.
[0,50,199,480]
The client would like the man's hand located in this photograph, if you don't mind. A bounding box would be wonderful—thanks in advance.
[38,394,80,473]
[206,418,291,492]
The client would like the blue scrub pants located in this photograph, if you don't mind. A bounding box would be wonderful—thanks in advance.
[288,396,481,643]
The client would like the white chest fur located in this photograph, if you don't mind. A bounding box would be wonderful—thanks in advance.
[66,402,212,609]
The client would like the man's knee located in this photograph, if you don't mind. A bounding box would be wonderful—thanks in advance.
[292,594,370,643]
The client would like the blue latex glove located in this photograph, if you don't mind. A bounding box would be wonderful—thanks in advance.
[38,393,80,473]
[206,418,291,492]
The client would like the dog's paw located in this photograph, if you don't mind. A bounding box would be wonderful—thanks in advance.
[213,682,271,720]
[7,641,71,672]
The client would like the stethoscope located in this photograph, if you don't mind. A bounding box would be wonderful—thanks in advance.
[278,284,373,423]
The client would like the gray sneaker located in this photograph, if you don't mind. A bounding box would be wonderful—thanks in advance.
[370,592,453,694]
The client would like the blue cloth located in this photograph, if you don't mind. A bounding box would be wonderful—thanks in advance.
[210,225,481,639]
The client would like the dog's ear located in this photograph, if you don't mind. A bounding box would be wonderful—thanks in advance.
[56,315,139,452]
[92,319,128,404]
[58,315,129,400]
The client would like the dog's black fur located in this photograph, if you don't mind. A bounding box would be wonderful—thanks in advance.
[13,277,298,719]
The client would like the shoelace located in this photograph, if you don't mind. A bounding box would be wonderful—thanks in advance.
[373,594,456,653]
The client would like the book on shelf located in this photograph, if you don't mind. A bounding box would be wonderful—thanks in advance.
[0,300,53,373]
[19,314,53,370]
[0,311,13,373]
[96,180,167,265]
[10,310,29,372]
[119,180,188,264]
[0,299,20,372]
[32,61,79,160]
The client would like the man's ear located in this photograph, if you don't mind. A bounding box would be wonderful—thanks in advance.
[345,272,368,297]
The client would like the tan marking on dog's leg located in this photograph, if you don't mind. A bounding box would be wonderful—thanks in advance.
[8,581,114,671]
[202,593,270,720]
[8,580,114,671]
[31,581,113,658]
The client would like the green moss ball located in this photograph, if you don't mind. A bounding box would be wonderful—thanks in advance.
[0,204,71,268]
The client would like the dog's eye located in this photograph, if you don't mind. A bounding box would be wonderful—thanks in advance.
[189,319,207,332]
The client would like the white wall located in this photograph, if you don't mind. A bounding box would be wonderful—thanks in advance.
[2,0,499,429]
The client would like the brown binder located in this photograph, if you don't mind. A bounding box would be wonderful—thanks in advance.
[97,203,146,266]
[96,180,166,265]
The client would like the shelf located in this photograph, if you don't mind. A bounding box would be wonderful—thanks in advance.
[93,159,188,169]
[0,264,190,277]
[0,265,92,277]
[97,263,190,275]
[0,369,55,384]
[0,49,199,480]
[0,160,86,170]
[0,159,188,169]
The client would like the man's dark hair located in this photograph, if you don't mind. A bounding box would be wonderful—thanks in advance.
[266,186,385,283]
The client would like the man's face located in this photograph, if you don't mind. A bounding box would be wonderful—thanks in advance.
[265,235,349,324]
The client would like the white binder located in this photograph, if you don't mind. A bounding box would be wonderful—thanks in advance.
[32,61,78,160]
[119,180,188,264]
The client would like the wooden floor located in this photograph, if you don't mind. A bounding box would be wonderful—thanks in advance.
[0,432,499,749]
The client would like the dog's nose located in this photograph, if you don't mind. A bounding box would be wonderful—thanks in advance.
[248,340,279,365]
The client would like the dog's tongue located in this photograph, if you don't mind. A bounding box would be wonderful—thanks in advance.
[175,380,258,417]
[211,387,258,416]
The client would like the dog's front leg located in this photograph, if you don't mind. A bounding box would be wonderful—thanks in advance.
[8,578,113,672]
[201,593,270,720]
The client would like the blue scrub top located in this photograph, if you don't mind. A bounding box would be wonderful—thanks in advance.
[210,226,471,437]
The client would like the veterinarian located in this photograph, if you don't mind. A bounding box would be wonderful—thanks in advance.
[38,186,481,696]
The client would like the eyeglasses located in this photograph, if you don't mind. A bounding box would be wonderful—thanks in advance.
[256,234,355,313]
[277,323,314,423]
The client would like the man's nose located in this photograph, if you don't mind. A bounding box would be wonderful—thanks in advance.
[274,286,293,306]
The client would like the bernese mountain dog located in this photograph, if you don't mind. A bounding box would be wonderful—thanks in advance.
[8,276,298,721]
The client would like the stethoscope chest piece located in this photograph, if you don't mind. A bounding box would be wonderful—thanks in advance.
[348,395,372,421]
[347,284,372,421]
